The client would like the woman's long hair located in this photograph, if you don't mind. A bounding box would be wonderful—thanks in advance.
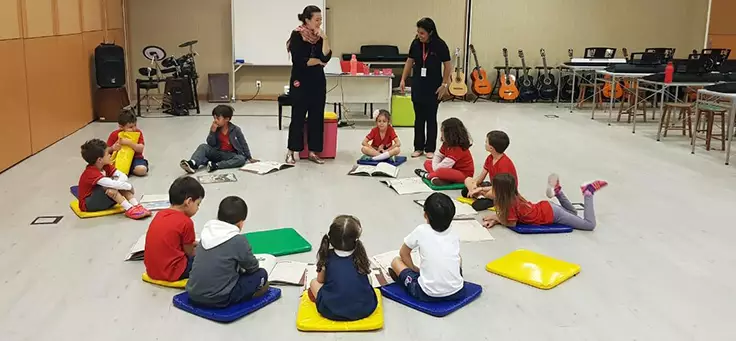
[316,215,371,275]
[416,17,440,40]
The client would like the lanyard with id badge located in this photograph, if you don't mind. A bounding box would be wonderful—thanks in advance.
[421,43,428,77]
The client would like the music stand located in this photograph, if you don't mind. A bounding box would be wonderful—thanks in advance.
[584,47,617,59]
[645,48,676,62]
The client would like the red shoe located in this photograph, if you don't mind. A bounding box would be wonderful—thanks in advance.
[581,180,608,196]
[125,205,151,220]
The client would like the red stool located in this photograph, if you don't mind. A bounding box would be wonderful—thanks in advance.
[299,112,338,159]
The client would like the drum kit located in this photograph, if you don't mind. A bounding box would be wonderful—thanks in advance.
[140,40,201,116]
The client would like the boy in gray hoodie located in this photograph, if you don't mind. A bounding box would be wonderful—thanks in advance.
[185,196,269,307]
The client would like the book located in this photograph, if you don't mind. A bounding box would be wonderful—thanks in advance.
[240,161,294,175]
[196,173,237,184]
[303,264,387,289]
[140,194,169,211]
[124,233,146,261]
[451,220,494,242]
[370,250,422,285]
[381,177,433,195]
[348,163,399,178]
[255,254,308,286]
[414,198,478,220]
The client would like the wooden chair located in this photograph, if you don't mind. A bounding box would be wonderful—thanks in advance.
[617,85,649,123]
[658,102,693,138]
[576,83,603,109]
[693,103,728,150]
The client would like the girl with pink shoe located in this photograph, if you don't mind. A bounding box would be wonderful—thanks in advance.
[482,173,607,231]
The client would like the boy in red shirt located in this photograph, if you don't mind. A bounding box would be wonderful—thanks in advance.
[180,105,257,174]
[144,176,204,282]
[107,109,148,176]
[77,139,150,219]
[463,130,517,210]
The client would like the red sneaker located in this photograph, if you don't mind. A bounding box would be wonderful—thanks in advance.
[125,205,150,220]
[581,180,608,196]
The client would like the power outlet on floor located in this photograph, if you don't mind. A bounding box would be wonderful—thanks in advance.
[256,80,262,88]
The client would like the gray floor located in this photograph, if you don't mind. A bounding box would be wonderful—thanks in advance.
[1,100,735,341]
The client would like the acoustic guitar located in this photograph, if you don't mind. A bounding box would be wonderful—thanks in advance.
[469,44,491,96]
[448,48,468,97]
[559,49,577,100]
[536,49,558,101]
[499,48,519,101]
[517,50,538,102]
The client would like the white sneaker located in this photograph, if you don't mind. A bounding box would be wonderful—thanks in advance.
[546,173,560,198]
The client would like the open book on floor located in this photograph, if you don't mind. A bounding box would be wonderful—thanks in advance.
[124,234,146,261]
[256,254,308,286]
[451,220,494,242]
[414,198,478,220]
[381,177,434,195]
[140,194,169,211]
[196,173,237,184]
[240,161,295,175]
[370,250,422,285]
[303,264,388,289]
[348,163,399,178]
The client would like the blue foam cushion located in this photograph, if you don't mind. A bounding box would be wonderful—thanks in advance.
[357,156,407,166]
[70,186,79,198]
[380,281,482,317]
[508,224,573,234]
[172,288,281,323]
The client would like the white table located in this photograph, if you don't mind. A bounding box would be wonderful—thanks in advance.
[636,79,719,137]
[692,88,736,165]
[556,64,608,113]
[326,74,394,119]
[593,70,654,125]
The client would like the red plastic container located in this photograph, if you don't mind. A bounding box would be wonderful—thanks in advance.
[664,61,674,83]
[299,118,338,159]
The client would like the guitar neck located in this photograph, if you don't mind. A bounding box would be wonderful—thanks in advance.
[520,58,528,75]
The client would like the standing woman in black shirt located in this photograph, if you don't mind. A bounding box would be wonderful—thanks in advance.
[285,5,332,164]
[399,18,452,159]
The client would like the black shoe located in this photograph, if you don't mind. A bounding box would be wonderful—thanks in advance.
[472,198,494,211]
[430,177,449,186]
[387,268,399,282]
[414,169,429,178]
[207,161,218,173]
[180,160,196,174]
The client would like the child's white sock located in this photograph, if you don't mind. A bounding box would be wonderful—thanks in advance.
[121,200,133,210]
[372,152,390,161]
[129,198,139,206]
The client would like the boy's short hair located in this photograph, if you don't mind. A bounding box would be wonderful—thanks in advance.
[217,196,248,225]
[486,130,510,153]
[424,193,455,232]
[212,105,234,119]
[168,176,205,205]
[118,109,137,126]
[80,139,108,165]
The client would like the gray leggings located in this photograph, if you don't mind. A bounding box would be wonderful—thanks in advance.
[551,191,596,231]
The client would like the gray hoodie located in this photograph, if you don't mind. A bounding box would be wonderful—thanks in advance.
[185,219,259,307]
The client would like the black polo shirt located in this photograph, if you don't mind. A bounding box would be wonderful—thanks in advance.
[408,37,451,101]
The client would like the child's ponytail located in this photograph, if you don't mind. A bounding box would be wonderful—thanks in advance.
[315,234,331,272]
[352,239,372,275]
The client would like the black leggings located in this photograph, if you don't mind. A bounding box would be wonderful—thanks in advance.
[412,99,440,152]
[288,95,325,152]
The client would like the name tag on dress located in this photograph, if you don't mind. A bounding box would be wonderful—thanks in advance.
[421,67,427,77]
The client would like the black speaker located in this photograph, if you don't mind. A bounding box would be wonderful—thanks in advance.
[95,43,126,88]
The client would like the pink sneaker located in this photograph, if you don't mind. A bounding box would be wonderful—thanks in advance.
[545,173,561,198]
[581,180,608,196]
[125,205,151,220]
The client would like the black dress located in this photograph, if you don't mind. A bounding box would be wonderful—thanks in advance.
[287,31,332,152]
[316,250,378,321]
[407,37,451,153]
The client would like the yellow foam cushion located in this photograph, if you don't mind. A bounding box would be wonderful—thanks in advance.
[70,200,125,218]
[296,289,383,332]
[111,131,141,175]
[141,273,188,289]
[456,196,495,211]
[485,249,580,290]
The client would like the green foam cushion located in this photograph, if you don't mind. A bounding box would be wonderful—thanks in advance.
[421,177,467,190]
[244,228,312,256]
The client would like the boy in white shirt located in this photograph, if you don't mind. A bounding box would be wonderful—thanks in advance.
[390,192,465,301]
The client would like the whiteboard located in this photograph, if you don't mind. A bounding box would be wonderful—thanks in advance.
[232,0,326,66]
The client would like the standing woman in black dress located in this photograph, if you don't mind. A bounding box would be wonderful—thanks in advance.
[285,5,332,165]
[399,17,452,159]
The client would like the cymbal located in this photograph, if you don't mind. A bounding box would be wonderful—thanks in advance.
[142,45,166,61]
[178,40,198,48]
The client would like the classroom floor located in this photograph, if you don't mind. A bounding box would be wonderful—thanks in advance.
[1,100,735,341]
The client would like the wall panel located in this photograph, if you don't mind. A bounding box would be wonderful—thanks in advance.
[23,0,55,38]
[57,0,82,35]
[0,0,23,40]
[0,39,33,172]
[81,0,103,31]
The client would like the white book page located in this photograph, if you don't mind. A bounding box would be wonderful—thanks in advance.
[241,161,281,174]
[375,162,398,177]
[255,254,277,274]
[371,249,421,284]
[270,260,308,285]
[124,233,147,261]
[385,177,433,195]
[141,194,168,203]
[350,165,376,175]
[451,220,494,242]
[453,199,478,219]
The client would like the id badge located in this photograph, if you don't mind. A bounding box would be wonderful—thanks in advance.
[421,67,427,77]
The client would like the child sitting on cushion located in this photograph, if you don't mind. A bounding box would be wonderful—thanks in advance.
[107,109,149,176]
[180,105,258,174]
[186,196,269,308]
[144,176,205,282]
[309,215,378,321]
[390,192,465,301]
[77,139,150,220]
[360,109,401,161]
[462,130,518,211]
[414,118,474,186]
